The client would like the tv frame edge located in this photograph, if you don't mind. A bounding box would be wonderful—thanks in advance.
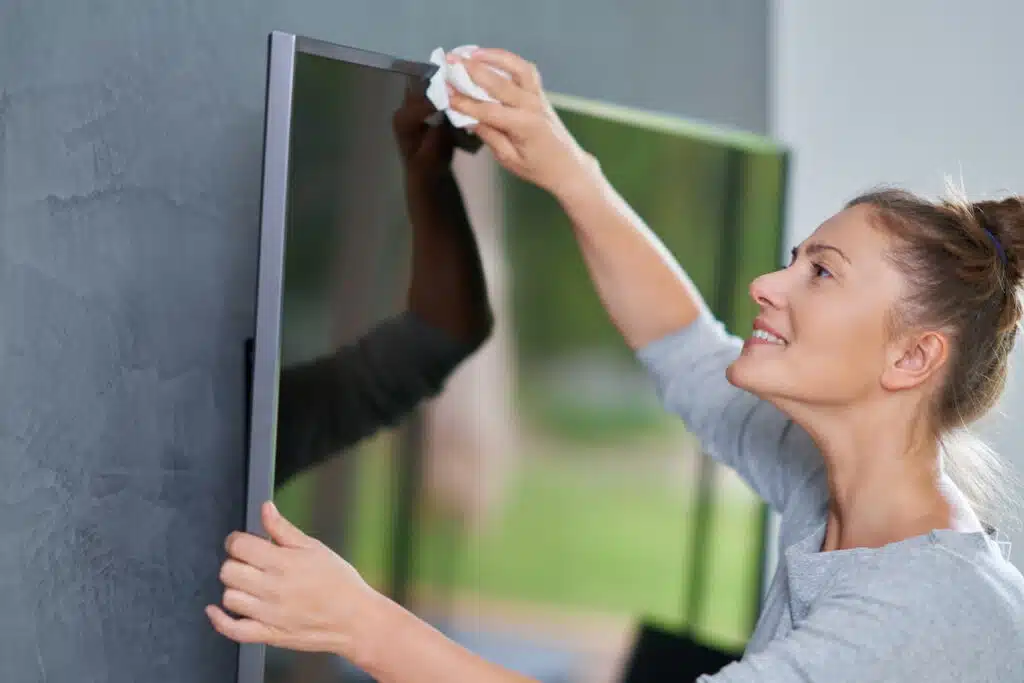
[239,31,437,683]
[237,29,294,683]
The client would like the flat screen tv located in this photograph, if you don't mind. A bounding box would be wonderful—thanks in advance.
[242,29,790,683]
[243,31,445,683]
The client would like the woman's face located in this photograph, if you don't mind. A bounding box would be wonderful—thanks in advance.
[726,204,916,411]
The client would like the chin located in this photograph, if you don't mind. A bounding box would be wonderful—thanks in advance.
[725,355,753,389]
[726,353,778,400]
[727,353,843,426]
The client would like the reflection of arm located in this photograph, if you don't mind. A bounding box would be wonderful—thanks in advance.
[275,163,492,488]
[637,313,822,514]
[274,311,478,488]
[405,170,493,348]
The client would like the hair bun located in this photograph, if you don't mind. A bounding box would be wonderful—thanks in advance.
[971,196,1024,283]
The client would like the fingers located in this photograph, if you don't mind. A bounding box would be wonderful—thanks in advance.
[262,501,312,549]
[392,94,436,134]
[473,124,520,166]
[463,61,533,109]
[206,604,275,644]
[220,559,271,598]
[417,122,453,160]
[448,91,526,137]
[221,587,269,620]
[471,48,543,93]
[224,531,282,571]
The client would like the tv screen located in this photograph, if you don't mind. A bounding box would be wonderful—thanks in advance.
[244,32,480,683]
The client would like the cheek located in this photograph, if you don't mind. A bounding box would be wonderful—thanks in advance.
[799,309,887,387]
[727,283,897,404]
[729,302,887,401]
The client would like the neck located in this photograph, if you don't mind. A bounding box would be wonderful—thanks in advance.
[789,400,954,551]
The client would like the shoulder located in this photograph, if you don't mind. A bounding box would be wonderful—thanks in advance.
[710,536,1024,682]
[837,534,1024,642]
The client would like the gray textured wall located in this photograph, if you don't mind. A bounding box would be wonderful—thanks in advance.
[0,1,767,681]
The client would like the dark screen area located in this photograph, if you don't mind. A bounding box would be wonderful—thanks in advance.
[265,50,445,683]
[280,52,414,367]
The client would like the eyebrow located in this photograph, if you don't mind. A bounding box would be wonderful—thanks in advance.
[792,242,852,264]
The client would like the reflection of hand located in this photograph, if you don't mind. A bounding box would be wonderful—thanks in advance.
[446,48,599,203]
[206,502,383,665]
[392,86,456,187]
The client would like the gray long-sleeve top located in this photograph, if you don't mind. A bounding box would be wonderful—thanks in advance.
[637,312,1024,682]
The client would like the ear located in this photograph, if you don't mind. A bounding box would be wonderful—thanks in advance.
[881,330,949,392]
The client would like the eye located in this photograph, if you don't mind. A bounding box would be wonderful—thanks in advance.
[812,262,833,280]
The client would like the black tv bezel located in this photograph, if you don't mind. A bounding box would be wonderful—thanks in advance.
[239,30,437,683]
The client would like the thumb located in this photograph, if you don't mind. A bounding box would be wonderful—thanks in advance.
[262,501,310,549]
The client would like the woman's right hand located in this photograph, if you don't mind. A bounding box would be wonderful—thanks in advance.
[450,49,706,351]
[446,48,600,203]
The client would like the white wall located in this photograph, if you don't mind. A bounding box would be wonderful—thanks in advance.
[769,0,1024,567]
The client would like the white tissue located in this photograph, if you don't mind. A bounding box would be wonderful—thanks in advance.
[425,45,510,129]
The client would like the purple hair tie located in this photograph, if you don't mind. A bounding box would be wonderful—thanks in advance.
[984,228,1008,266]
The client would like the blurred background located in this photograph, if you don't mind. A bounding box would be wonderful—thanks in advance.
[3,2,1023,683]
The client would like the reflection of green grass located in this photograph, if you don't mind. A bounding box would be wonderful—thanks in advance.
[522,394,676,445]
[277,437,763,652]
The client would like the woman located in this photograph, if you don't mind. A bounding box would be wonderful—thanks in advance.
[207,48,1024,681]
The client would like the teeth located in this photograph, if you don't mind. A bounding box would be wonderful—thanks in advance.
[752,329,786,345]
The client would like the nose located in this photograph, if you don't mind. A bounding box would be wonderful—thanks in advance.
[749,269,786,310]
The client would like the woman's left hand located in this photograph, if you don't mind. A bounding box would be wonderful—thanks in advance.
[206,501,381,661]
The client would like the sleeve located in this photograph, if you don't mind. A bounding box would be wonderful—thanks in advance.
[273,310,479,487]
[698,561,1004,683]
[635,312,822,513]
[700,590,914,682]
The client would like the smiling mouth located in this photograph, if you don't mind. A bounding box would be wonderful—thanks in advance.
[750,328,788,346]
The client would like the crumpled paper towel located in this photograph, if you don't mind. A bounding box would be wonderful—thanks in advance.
[425,45,510,128]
